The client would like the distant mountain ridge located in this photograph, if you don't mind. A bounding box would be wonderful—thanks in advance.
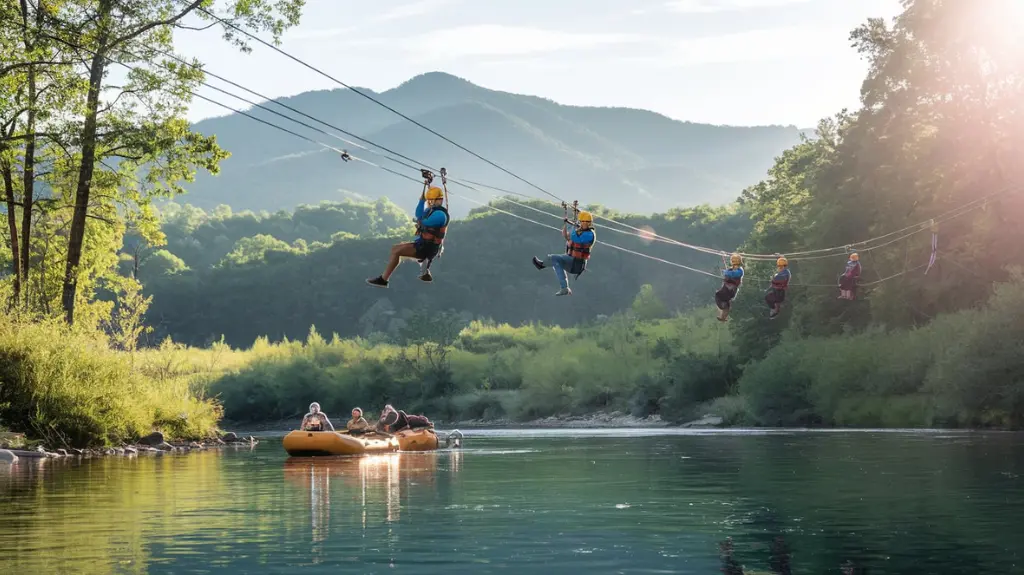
[184,71,807,217]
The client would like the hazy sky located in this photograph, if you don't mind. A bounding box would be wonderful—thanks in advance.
[175,0,902,127]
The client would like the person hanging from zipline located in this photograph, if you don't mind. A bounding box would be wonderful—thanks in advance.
[531,201,595,296]
[837,252,861,300]
[366,168,450,288]
[764,256,790,319]
[715,253,744,322]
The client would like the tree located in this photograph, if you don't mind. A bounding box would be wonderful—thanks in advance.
[40,0,304,324]
[631,283,669,321]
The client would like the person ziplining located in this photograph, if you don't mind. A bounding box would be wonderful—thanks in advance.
[715,253,744,322]
[765,256,791,319]
[838,252,861,300]
[532,201,596,296]
[367,168,450,288]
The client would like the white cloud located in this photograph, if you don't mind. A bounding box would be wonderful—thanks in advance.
[285,0,459,41]
[400,25,650,60]
[665,0,813,13]
[607,25,840,67]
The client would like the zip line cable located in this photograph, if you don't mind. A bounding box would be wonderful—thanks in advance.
[185,2,567,205]
[178,4,1023,263]
[4,14,1016,276]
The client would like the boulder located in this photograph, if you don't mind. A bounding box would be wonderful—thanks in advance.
[681,415,725,428]
[138,431,165,446]
[6,449,47,459]
[220,432,238,442]
[0,449,17,464]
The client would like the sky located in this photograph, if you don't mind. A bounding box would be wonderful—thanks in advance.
[175,0,903,127]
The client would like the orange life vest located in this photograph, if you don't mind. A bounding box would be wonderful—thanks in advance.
[565,228,595,260]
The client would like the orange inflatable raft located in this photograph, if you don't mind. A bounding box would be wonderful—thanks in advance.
[282,428,441,456]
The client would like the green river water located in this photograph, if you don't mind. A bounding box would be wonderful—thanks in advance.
[1,429,1022,574]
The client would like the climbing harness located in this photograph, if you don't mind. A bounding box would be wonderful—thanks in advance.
[561,200,595,279]
[415,167,450,274]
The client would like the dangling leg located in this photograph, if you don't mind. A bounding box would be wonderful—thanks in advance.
[367,242,417,287]
[550,254,572,296]
[419,257,433,282]
[715,286,733,321]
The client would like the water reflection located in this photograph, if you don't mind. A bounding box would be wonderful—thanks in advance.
[282,450,464,552]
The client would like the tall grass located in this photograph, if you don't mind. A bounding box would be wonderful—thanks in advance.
[0,313,222,448]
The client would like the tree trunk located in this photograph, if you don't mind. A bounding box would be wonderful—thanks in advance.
[61,1,110,324]
[20,65,36,297]
[1,158,20,303]
[18,0,40,298]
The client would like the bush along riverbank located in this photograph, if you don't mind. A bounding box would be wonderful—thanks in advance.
[208,273,1024,431]
[0,313,229,453]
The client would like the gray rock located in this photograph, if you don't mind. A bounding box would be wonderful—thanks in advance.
[682,415,724,428]
[6,449,46,459]
[124,446,138,455]
[138,431,165,446]
[155,442,174,451]
[0,449,17,464]
[220,432,238,442]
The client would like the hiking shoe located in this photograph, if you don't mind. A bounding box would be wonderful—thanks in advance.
[366,276,389,288]
[532,257,546,270]
[419,270,433,282]
[555,288,571,296]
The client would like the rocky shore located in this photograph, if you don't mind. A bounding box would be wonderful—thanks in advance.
[453,412,725,429]
[224,411,727,433]
[0,431,258,464]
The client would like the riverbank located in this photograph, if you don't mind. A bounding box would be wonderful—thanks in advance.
[224,411,726,433]
[0,430,258,463]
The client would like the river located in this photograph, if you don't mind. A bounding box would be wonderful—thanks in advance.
[1,429,1022,574]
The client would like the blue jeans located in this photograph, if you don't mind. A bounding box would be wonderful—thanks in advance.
[547,254,575,290]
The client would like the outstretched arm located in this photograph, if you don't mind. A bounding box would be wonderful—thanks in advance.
[415,197,426,220]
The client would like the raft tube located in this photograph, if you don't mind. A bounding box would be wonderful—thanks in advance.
[282,428,442,456]
[282,431,399,457]
[394,427,440,452]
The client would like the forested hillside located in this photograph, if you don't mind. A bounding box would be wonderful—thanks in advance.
[181,71,804,217]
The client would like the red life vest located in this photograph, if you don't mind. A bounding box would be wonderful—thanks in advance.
[771,270,790,290]
[565,228,595,260]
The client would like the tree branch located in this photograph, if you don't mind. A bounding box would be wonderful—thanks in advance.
[176,21,218,32]
[109,0,205,50]
[0,60,76,77]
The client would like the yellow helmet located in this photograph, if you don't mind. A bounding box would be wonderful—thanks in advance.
[578,211,593,224]
[425,186,444,201]
[849,253,859,261]
[729,253,742,266]
[776,256,788,267]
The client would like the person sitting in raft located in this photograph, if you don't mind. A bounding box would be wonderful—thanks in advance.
[765,256,791,319]
[301,402,335,432]
[366,184,449,288]
[377,404,434,433]
[838,252,861,300]
[715,253,744,322]
[346,407,370,433]
[531,210,596,296]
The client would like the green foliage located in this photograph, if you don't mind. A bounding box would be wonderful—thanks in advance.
[141,201,753,347]
[739,272,1024,429]
[207,309,739,425]
[0,313,221,448]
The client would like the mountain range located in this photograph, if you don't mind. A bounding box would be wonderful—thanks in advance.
[184,71,808,217]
